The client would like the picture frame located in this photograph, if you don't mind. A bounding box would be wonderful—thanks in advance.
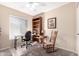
[48,17,56,29]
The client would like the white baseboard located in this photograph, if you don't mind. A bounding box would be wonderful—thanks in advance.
[0,47,10,51]
[56,46,77,54]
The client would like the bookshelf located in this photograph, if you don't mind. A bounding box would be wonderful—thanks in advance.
[32,17,42,35]
[32,17,42,42]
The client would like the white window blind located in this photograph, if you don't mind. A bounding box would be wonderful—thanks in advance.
[9,16,27,40]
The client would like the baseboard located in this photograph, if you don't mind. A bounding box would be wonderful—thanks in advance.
[0,47,10,51]
[56,46,77,54]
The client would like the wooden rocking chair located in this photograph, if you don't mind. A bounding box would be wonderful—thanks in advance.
[43,30,58,53]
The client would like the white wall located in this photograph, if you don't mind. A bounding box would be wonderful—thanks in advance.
[43,3,76,53]
[76,2,79,55]
[0,21,1,47]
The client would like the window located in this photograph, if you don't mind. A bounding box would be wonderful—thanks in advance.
[9,15,27,40]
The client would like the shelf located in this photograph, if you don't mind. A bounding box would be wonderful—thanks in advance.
[33,28,39,30]
[33,24,40,26]
[33,20,40,22]
[33,22,39,25]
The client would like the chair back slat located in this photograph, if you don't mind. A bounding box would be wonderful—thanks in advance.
[50,30,58,45]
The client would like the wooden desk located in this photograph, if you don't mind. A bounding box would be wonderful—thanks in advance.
[32,35,39,42]
[32,34,47,44]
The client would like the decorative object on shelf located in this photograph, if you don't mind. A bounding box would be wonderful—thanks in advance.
[48,17,56,29]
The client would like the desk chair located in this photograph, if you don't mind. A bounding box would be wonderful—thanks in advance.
[21,31,32,48]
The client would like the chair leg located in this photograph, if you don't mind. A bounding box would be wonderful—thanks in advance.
[21,45,22,48]
[53,47,54,52]
[26,41,28,48]
[52,45,55,52]
[42,43,46,49]
[30,44,32,47]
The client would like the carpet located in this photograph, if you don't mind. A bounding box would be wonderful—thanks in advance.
[22,44,77,56]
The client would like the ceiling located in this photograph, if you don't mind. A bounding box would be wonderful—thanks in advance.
[0,2,68,16]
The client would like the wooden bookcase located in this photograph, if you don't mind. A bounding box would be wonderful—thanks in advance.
[32,17,42,35]
[32,17,42,42]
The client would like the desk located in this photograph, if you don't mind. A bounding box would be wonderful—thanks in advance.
[32,35,40,42]
[32,34,47,44]
[14,35,23,50]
